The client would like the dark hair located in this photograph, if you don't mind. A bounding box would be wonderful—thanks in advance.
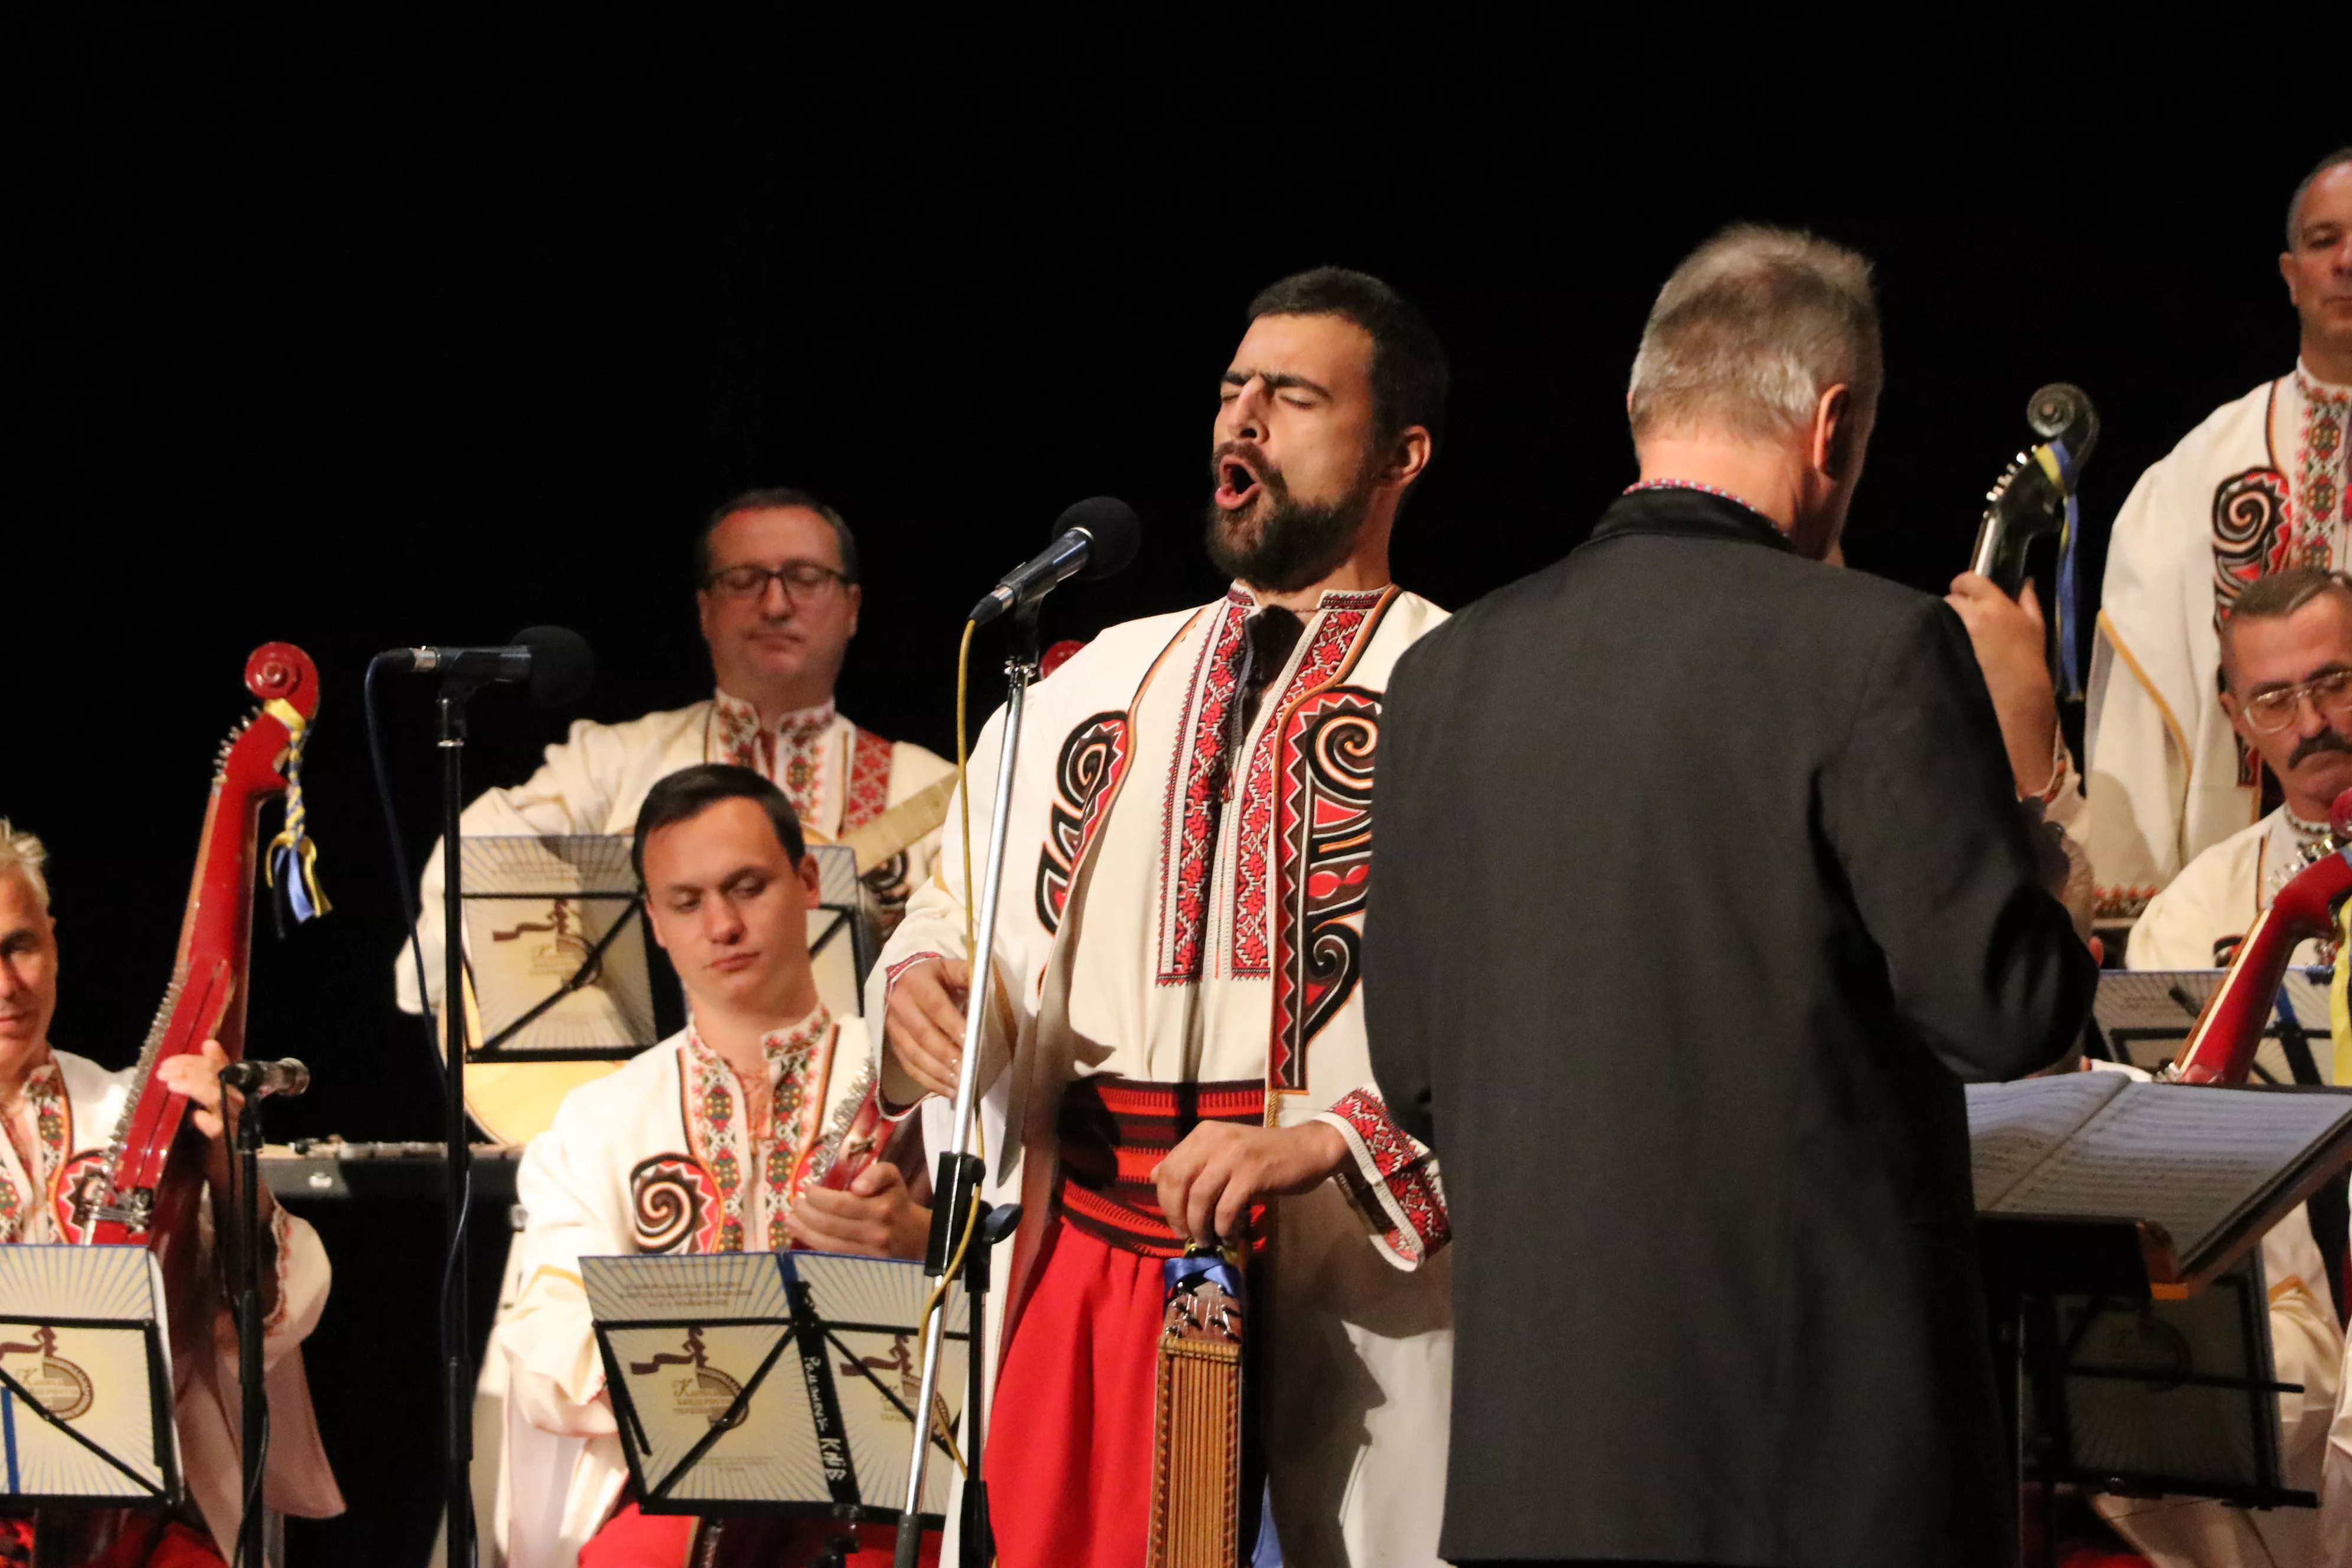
[2217,567,2352,692]
[632,763,805,886]
[694,487,860,587]
[1246,267,1449,455]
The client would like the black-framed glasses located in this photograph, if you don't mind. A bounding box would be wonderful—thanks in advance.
[703,561,852,602]
[2239,668,2352,733]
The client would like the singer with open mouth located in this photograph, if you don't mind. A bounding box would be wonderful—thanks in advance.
[873,267,1457,1567]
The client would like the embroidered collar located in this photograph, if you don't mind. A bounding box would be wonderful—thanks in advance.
[712,690,837,743]
[2297,359,2352,402]
[1223,582,1391,614]
[1591,482,1792,554]
[684,1002,833,1090]
[0,1057,59,1114]
[1623,477,1775,515]
[2284,806,2333,839]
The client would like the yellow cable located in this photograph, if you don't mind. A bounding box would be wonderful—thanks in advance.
[916,618,988,1477]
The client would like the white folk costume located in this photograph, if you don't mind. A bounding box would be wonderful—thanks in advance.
[3,1048,341,1557]
[494,1006,880,1568]
[2083,364,2352,917]
[397,693,955,1016]
[2118,843,2346,1568]
[871,586,1454,1568]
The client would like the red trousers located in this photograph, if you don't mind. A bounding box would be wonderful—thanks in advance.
[582,1502,938,1568]
[986,1217,1167,1568]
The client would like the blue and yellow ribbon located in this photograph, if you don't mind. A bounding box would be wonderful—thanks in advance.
[262,697,329,923]
[2033,439,2084,701]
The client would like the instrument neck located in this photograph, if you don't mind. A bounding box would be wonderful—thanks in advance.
[2174,900,2323,1084]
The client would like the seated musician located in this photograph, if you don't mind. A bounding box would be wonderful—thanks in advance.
[2111,567,2349,1568]
[0,821,341,1564]
[494,766,930,1568]
[397,486,955,1020]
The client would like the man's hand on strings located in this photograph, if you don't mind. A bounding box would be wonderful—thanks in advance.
[1154,1121,1348,1247]
[158,1040,276,1221]
[784,1161,930,1260]
[1946,571,2061,798]
[884,956,971,1099]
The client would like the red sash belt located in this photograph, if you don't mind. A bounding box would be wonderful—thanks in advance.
[1054,1077,1265,1257]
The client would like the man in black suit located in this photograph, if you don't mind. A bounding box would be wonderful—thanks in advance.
[1363,226,2097,1568]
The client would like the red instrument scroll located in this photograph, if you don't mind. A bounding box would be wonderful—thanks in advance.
[70,643,321,1265]
[2169,788,2352,1086]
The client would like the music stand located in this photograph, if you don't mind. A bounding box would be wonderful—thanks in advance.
[583,1250,966,1524]
[2095,968,2334,1084]
[0,1246,181,1507]
[459,837,877,1065]
[2018,1247,2308,1508]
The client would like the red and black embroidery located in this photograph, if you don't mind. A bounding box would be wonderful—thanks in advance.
[629,1154,716,1253]
[1156,599,1249,980]
[1269,687,1381,1092]
[1325,1087,1449,1265]
[2211,467,2295,632]
[1035,711,1131,934]
[843,727,894,832]
[1232,593,1384,975]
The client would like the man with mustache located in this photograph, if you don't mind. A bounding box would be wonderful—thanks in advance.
[871,268,1454,1566]
[2120,565,2351,1568]
[2083,148,2352,918]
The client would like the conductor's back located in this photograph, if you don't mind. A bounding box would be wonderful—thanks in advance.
[1363,226,2096,1568]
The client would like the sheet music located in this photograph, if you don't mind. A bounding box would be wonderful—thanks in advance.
[583,1250,966,1515]
[2092,971,2220,1036]
[461,835,655,1052]
[0,1246,176,1500]
[1991,1084,2352,1262]
[2093,968,2333,1037]
[1965,1074,2125,1208]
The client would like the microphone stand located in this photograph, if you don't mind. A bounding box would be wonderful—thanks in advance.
[893,603,1038,1568]
[231,1079,272,1568]
[437,680,478,1568]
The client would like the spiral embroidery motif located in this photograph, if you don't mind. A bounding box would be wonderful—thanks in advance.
[1035,711,1129,933]
[2210,468,2293,631]
[629,1155,708,1253]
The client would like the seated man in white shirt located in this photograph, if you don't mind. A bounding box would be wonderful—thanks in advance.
[0,820,341,1563]
[398,487,956,1023]
[2119,565,2350,1567]
[495,765,929,1567]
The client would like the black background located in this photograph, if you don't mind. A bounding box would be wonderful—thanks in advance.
[10,17,2346,1563]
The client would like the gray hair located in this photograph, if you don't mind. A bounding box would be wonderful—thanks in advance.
[2286,148,2352,250]
[0,820,48,912]
[1627,224,1883,447]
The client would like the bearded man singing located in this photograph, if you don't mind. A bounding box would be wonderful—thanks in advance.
[871,268,1456,1567]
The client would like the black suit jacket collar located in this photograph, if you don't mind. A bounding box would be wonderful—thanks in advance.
[1586,485,1794,554]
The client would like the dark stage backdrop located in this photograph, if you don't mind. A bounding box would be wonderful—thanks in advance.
[10,18,2345,1564]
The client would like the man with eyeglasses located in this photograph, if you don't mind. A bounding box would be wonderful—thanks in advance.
[2115,564,2348,1568]
[397,487,956,1024]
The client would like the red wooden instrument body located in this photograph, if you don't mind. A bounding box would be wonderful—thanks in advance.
[2170,789,2352,1085]
[812,1089,899,1197]
[74,643,319,1256]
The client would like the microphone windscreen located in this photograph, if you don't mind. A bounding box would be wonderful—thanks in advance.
[1060,496,1142,581]
[515,625,596,707]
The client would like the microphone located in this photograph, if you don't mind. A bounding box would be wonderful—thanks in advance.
[375,625,596,705]
[968,497,1142,627]
[219,1057,311,1099]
